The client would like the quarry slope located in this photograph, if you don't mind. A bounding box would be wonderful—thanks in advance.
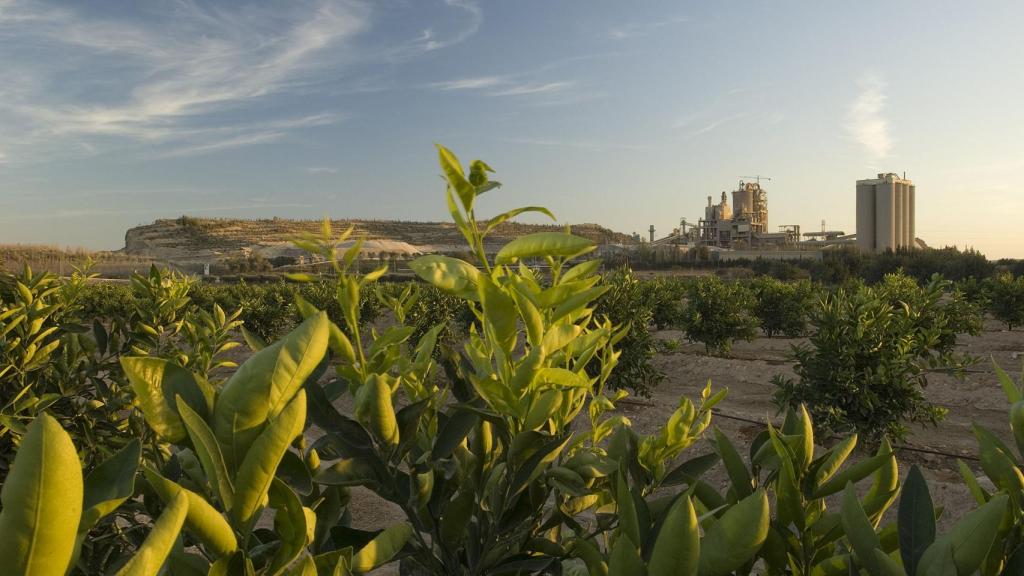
[123,217,636,263]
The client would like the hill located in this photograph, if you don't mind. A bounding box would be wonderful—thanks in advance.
[123,216,637,264]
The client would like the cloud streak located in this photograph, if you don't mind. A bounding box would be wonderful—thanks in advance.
[0,1,366,161]
[427,76,575,98]
[847,73,892,162]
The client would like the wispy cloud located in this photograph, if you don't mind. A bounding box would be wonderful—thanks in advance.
[609,16,689,40]
[304,166,338,175]
[0,1,365,162]
[496,137,651,152]
[846,73,891,162]
[489,82,574,96]
[382,0,482,60]
[674,112,750,136]
[429,76,508,91]
[427,76,575,98]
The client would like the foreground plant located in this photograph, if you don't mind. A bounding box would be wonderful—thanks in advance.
[0,414,181,575]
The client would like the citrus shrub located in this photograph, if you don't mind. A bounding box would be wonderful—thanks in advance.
[679,276,758,355]
[774,273,979,441]
[592,267,664,396]
[986,272,1024,330]
[750,276,813,338]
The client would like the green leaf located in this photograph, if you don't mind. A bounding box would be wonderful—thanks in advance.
[484,206,556,235]
[840,482,882,575]
[350,522,413,573]
[916,494,1008,576]
[698,490,770,576]
[214,312,327,471]
[873,550,907,576]
[898,465,935,576]
[408,255,481,300]
[115,491,188,576]
[996,360,1022,403]
[121,356,212,443]
[176,397,235,511]
[561,259,602,284]
[316,458,380,487]
[615,475,641,547]
[240,326,267,352]
[143,469,238,558]
[0,414,83,576]
[813,448,894,498]
[713,428,752,498]
[436,144,476,212]
[813,434,858,488]
[495,232,595,264]
[231,390,307,529]
[478,277,518,355]
[81,439,141,530]
[648,494,699,576]
[608,535,645,576]
[662,452,720,488]
[268,478,310,575]
[354,376,399,447]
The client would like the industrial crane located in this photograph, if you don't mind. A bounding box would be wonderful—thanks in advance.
[739,175,771,185]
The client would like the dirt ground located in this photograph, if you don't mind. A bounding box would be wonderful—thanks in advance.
[323,317,1024,543]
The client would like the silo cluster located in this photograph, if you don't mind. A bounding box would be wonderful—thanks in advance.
[856,173,915,252]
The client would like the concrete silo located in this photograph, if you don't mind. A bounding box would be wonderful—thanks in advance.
[855,173,916,252]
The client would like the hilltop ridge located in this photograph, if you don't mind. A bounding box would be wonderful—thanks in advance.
[123,216,636,263]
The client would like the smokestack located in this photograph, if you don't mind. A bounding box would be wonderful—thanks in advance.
[649,225,655,243]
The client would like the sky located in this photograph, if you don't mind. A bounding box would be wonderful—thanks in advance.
[0,1,1022,258]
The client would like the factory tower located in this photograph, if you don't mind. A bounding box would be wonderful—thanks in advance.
[856,173,916,252]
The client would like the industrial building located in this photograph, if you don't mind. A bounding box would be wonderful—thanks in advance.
[641,172,921,260]
[692,180,800,249]
[856,173,916,252]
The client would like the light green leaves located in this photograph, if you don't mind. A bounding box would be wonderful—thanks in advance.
[231,389,307,528]
[350,522,413,573]
[916,493,1008,576]
[143,469,237,558]
[354,375,399,447]
[409,255,481,300]
[0,413,82,576]
[495,232,594,265]
[698,490,770,576]
[177,396,235,510]
[648,494,699,576]
[437,144,476,212]
[840,483,882,575]
[214,312,327,471]
[121,356,212,443]
[81,439,141,530]
[114,491,189,576]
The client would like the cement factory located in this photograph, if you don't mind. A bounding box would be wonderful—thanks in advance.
[643,173,921,260]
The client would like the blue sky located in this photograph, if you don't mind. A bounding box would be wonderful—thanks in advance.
[1,1,1022,258]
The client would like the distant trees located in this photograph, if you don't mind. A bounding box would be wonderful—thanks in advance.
[986,272,1024,330]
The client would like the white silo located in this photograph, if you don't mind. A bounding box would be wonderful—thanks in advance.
[908,185,916,247]
[856,173,916,252]
[856,183,876,252]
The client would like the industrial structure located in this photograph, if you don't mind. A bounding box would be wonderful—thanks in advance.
[640,172,921,260]
[690,180,800,248]
[856,173,916,252]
